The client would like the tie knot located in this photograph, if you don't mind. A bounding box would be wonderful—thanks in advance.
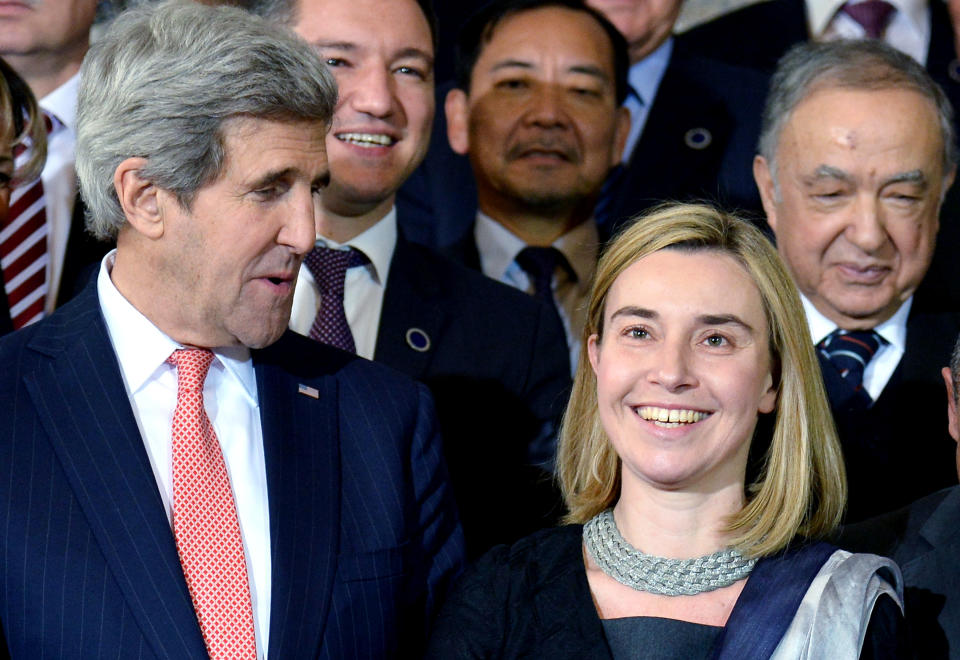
[515,246,572,303]
[304,246,369,294]
[167,348,215,392]
[820,329,882,359]
[841,0,896,39]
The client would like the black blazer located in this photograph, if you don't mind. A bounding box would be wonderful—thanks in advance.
[602,44,769,238]
[375,233,571,558]
[426,525,903,658]
[840,486,960,658]
[0,279,465,658]
[824,310,960,522]
[0,193,111,335]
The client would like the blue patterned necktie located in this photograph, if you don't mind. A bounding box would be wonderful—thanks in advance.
[303,245,369,353]
[818,329,883,408]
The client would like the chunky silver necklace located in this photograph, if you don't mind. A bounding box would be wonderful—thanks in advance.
[583,509,756,596]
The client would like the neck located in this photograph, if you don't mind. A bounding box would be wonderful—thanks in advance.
[317,195,393,244]
[612,481,746,559]
[5,51,84,100]
[479,197,593,246]
[111,238,231,349]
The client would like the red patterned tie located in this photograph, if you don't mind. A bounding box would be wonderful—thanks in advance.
[168,349,257,659]
[0,113,55,329]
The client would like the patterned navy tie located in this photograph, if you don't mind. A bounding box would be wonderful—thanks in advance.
[515,246,572,322]
[841,0,896,39]
[303,245,368,353]
[818,329,883,408]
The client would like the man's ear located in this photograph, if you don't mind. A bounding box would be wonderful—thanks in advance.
[753,154,779,233]
[610,105,630,168]
[114,157,165,240]
[445,88,471,155]
[943,366,959,443]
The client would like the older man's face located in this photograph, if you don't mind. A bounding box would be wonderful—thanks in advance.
[446,6,627,228]
[754,86,952,330]
[150,116,326,349]
[586,0,683,63]
[0,0,97,65]
[293,0,434,218]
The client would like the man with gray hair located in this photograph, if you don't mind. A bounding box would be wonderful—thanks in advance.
[753,39,960,522]
[0,2,464,658]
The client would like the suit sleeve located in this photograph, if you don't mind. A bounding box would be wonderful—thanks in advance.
[407,382,467,636]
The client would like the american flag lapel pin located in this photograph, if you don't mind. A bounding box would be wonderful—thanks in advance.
[298,383,320,399]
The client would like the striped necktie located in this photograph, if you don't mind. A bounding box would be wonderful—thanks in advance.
[1,112,56,329]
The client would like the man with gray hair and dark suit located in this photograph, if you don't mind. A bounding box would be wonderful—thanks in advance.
[0,2,463,657]
[753,39,960,523]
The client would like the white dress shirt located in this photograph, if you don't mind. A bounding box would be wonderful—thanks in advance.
[807,0,930,65]
[97,251,272,658]
[474,212,598,373]
[39,72,80,312]
[622,38,674,163]
[802,293,911,401]
[289,208,397,360]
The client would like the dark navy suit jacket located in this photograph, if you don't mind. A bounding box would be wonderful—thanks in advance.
[840,486,960,657]
[0,281,465,658]
[821,310,960,522]
[373,233,570,558]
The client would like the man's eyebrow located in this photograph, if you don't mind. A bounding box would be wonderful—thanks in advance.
[806,165,853,183]
[248,168,295,189]
[568,64,608,82]
[490,59,534,74]
[313,41,356,51]
[396,47,434,66]
[883,169,927,187]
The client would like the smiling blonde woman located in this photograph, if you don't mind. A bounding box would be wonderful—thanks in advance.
[428,203,908,659]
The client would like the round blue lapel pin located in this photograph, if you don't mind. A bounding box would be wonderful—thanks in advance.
[405,328,431,352]
[684,127,712,150]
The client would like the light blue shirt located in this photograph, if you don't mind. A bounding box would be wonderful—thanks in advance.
[622,38,674,163]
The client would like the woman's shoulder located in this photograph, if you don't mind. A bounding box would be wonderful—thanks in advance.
[468,524,585,583]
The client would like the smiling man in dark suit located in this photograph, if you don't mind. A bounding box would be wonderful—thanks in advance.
[0,2,463,658]
[256,0,570,558]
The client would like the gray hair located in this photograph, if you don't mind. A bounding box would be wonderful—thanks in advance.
[758,39,958,191]
[76,0,337,240]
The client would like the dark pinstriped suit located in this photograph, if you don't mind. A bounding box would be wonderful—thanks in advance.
[0,281,465,658]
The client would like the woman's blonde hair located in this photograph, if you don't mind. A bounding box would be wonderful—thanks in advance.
[557,203,846,557]
[0,57,46,186]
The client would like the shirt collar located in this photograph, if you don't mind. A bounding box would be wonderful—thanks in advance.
[315,206,397,288]
[474,210,598,292]
[806,0,925,39]
[39,71,80,132]
[627,37,673,108]
[801,292,912,352]
[96,250,257,403]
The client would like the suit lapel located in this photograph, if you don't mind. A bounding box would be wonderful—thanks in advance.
[24,286,207,659]
[255,336,341,658]
[374,237,444,380]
